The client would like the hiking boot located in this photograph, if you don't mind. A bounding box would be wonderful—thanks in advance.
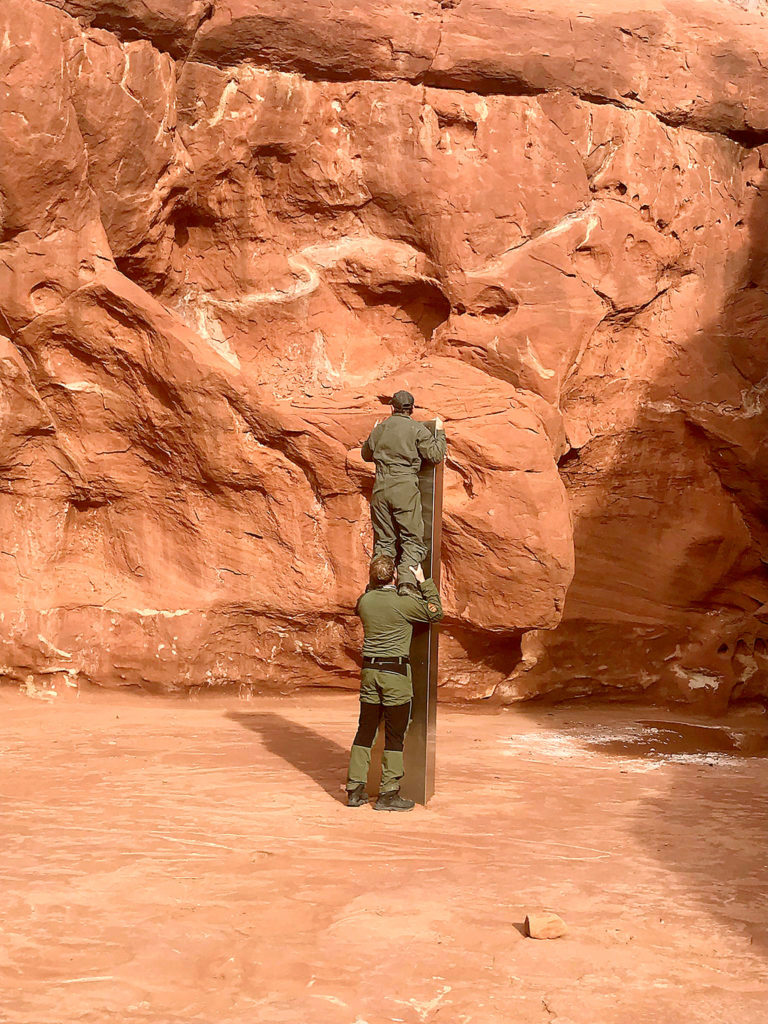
[347,783,369,807]
[374,789,415,812]
[397,582,420,598]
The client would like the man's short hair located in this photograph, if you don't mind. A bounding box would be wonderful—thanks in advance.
[369,554,396,587]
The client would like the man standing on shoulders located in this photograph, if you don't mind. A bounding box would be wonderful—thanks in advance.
[346,554,443,811]
[362,390,446,596]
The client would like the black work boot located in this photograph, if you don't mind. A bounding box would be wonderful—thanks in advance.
[347,783,369,807]
[374,789,415,812]
[397,582,420,598]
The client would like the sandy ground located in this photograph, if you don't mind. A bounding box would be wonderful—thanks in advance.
[1,689,767,1024]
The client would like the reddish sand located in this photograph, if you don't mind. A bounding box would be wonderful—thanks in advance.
[1,690,767,1024]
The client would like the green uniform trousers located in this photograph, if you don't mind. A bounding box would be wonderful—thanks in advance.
[347,666,413,795]
[370,475,426,585]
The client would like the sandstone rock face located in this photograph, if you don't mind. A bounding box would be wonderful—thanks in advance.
[2,0,768,706]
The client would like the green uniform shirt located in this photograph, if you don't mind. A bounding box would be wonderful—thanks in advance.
[362,413,446,477]
[357,578,443,658]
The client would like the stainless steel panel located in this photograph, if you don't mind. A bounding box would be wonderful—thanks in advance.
[400,422,443,805]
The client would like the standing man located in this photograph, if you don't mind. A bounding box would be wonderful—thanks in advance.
[347,554,443,811]
[362,390,446,597]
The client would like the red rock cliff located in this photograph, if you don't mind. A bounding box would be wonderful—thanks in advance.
[2,0,768,706]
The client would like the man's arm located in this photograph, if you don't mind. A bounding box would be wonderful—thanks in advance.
[361,420,381,463]
[415,418,446,465]
[399,566,444,623]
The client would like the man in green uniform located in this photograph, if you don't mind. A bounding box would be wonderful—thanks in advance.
[362,390,446,596]
[346,553,443,811]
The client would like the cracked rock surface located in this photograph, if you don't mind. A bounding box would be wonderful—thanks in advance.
[3,0,768,704]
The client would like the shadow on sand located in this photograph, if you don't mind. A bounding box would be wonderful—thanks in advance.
[513,701,768,958]
[227,711,350,803]
[578,712,768,961]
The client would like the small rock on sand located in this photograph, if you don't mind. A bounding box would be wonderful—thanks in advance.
[525,912,568,939]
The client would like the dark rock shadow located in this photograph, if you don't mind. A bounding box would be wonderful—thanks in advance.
[515,126,768,958]
[511,701,768,959]
[227,711,349,803]
[589,712,768,958]
[583,718,768,759]
[632,763,768,958]
[511,140,768,708]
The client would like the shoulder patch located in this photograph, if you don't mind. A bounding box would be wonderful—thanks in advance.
[427,602,438,613]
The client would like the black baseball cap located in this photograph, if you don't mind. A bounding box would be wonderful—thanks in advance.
[391,390,414,411]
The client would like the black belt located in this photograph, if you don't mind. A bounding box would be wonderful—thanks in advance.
[362,655,410,676]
